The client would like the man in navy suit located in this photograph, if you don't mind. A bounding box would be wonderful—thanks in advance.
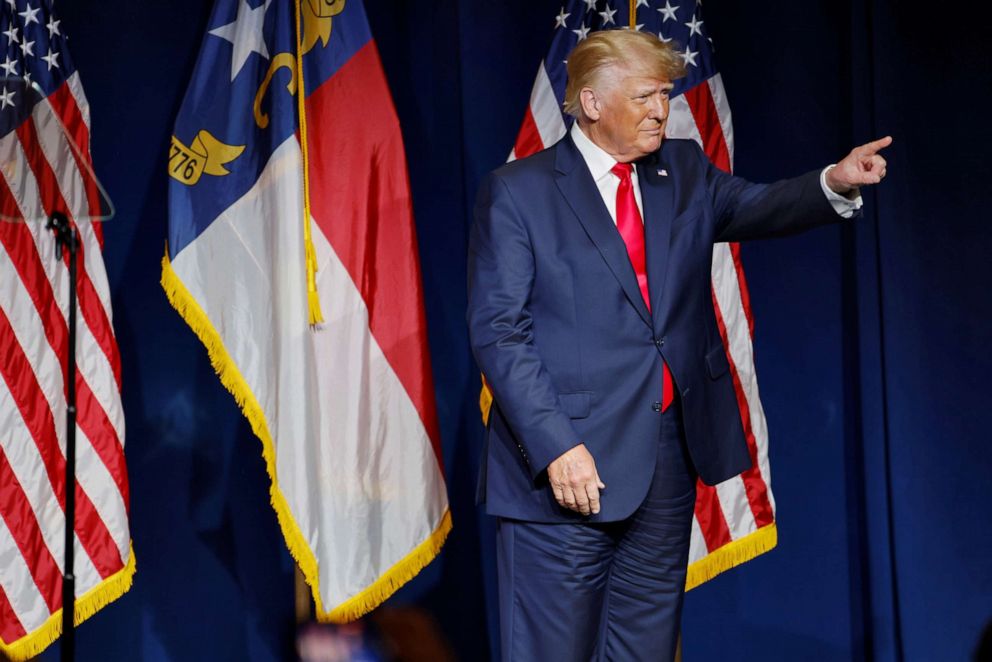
[467,29,889,661]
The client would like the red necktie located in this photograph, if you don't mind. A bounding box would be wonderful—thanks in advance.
[611,162,674,412]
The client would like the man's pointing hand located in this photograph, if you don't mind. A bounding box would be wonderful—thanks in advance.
[825,135,893,195]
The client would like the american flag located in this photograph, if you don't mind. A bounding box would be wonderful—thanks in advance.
[492,0,778,587]
[0,2,133,660]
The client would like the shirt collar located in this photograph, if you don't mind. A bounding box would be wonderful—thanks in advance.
[570,122,624,182]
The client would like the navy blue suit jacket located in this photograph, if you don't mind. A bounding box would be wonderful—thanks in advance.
[467,134,845,524]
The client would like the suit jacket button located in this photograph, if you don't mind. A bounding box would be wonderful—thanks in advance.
[652,402,662,412]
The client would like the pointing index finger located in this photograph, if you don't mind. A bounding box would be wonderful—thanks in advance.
[860,135,893,156]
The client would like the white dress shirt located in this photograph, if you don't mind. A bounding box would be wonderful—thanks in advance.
[569,122,862,223]
[570,122,644,225]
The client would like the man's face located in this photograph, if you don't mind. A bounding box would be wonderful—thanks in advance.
[587,68,673,162]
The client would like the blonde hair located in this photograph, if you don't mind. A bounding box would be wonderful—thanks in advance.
[563,30,686,117]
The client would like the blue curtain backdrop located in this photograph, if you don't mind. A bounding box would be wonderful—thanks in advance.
[36,0,991,660]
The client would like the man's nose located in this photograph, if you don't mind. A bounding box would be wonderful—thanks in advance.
[648,97,667,120]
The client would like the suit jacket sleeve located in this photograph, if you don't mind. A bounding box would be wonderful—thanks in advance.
[467,172,580,480]
[697,145,850,242]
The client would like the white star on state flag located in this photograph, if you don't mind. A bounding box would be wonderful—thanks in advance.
[599,6,617,25]
[208,0,272,82]
[19,3,41,26]
[686,15,704,37]
[555,8,570,29]
[658,1,679,22]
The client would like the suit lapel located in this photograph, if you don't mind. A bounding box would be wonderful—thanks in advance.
[638,154,674,333]
[554,137,652,327]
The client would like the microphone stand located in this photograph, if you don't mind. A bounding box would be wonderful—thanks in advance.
[47,211,78,662]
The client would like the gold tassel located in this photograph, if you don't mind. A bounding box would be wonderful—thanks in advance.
[295,0,324,326]
[305,232,323,325]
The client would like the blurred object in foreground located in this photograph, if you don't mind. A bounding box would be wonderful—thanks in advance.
[297,620,388,662]
[297,606,455,662]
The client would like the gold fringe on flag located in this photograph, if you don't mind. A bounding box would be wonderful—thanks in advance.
[479,374,493,426]
[685,523,778,590]
[161,250,452,623]
[161,251,325,611]
[0,545,136,662]
[326,510,453,622]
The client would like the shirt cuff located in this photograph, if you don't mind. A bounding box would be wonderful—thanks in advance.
[820,165,863,219]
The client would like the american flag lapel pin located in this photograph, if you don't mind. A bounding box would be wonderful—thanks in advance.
[657,168,668,177]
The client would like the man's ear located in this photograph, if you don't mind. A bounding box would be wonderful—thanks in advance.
[579,87,601,122]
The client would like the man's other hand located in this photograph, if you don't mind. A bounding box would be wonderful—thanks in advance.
[548,444,606,516]
[826,135,893,195]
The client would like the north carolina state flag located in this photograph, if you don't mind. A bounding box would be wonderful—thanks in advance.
[164,0,449,621]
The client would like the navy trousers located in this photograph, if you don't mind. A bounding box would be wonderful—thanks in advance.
[496,404,697,662]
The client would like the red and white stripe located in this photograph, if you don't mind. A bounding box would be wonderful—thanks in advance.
[508,63,567,162]
[0,72,132,660]
[507,62,776,584]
